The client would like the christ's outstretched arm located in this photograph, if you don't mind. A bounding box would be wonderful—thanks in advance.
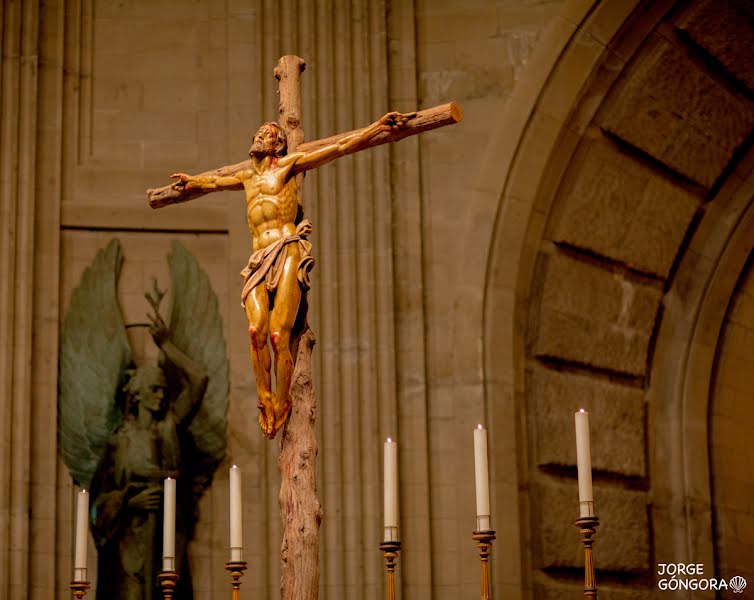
[288,111,414,173]
[170,171,246,192]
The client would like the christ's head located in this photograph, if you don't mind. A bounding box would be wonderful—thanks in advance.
[249,122,287,158]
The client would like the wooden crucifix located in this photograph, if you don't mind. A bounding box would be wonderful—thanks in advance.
[146,55,462,599]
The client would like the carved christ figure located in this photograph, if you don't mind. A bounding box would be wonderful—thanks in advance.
[171,111,413,439]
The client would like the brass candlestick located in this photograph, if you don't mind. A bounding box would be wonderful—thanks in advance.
[158,570,180,600]
[575,516,599,599]
[380,540,401,600]
[69,580,91,599]
[226,561,248,600]
[473,530,496,600]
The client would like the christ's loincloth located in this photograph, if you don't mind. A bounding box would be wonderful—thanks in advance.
[240,219,315,306]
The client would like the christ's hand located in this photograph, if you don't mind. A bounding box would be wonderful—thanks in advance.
[170,173,190,187]
[379,111,415,129]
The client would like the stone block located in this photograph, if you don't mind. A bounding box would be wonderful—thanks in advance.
[418,9,500,45]
[93,77,145,112]
[549,138,700,278]
[531,480,650,572]
[531,252,662,376]
[529,365,646,477]
[677,0,754,94]
[599,36,754,188]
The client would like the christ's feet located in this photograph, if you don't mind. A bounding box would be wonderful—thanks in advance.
[272,401,292,438]
[257,393,276,439]
[257,393,292,439]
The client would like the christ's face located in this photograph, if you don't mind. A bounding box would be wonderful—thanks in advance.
[250,125,278,156]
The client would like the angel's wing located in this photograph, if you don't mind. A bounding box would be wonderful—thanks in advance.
[59,239,132,488]
[167,241,229,482]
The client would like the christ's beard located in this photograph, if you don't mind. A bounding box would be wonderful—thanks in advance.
[250,142,274,157]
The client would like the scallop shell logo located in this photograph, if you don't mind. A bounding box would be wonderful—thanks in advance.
[730,575,747,593]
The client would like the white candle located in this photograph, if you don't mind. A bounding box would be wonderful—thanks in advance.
[474,425,492,531]
[229,465,243,561]
[575,409,595,518]
[162,477,176,571]
[383,437,399,542]
[74,489,89,581]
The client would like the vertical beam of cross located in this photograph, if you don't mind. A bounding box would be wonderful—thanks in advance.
[274,55,323,600]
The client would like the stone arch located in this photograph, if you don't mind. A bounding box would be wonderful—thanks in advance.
[706,235,754,588]
[467,0,754,596]
[649,164,754,580]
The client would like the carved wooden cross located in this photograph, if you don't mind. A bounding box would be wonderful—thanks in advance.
[146,55,462,599]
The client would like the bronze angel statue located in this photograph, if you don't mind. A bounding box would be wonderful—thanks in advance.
[58,240,229,600]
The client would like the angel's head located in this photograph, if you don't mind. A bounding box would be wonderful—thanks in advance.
[124,366,167,416]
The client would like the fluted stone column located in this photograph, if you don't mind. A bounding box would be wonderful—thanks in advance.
[0,1,49,598]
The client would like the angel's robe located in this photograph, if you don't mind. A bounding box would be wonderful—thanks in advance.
[89,410,195,600]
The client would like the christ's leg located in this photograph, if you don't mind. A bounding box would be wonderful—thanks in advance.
[244,284,274,436]
[267,247,303,438]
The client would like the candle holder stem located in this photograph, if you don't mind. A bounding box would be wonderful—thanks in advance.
[70,581,91,599]
[575,517,599,599]
[380,540,401,600]
[473,530,496,600]
[226,561,248,600]
[158,570,180,600]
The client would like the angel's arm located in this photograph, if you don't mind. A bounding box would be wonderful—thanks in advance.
[162,339,208,423]
[150,317,208,424]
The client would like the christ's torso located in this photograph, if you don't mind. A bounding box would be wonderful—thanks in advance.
[243,165,298,249]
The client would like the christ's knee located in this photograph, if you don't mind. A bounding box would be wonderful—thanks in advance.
[249,325,267,349]
[270,329,291,355]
